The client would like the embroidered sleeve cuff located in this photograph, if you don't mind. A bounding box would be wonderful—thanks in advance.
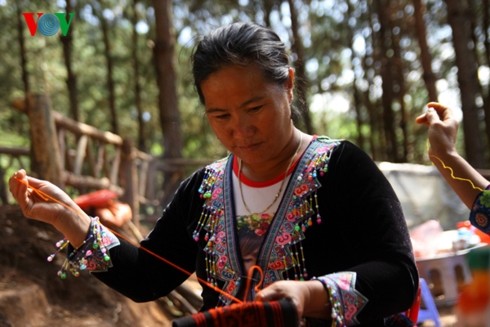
[50,217,120,279]
[316,272,368,326]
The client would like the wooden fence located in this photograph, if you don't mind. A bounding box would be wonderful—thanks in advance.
[1,94,211,225]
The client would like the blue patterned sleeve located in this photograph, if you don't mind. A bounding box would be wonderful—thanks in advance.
[469,185,490,234]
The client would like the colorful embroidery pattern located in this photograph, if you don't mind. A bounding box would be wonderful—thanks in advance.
[317,272,368,326]
[470,189,490,234]
[193,137,342,305]
[50,217,120,279]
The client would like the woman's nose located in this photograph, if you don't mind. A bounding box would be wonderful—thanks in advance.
[229,114,255,138]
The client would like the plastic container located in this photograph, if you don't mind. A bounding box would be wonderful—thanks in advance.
[457,220,490,244]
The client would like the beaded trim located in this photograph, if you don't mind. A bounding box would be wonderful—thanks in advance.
[316,272,368,326]
[48,216,120,278]
[193,137,341,305]
[236,212,274,236]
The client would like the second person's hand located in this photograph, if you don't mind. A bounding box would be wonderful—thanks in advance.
[415,102,459,159]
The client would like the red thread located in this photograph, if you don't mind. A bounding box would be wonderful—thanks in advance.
[242,265,264,302]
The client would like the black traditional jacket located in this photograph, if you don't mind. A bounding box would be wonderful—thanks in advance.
[94,138,418,326]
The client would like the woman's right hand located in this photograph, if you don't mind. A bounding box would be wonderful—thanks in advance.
[9,169,91,245]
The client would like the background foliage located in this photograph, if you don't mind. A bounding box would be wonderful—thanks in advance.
[1,0,490,169]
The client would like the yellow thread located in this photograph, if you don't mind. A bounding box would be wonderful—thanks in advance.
[430,154,484,192]
[425,139,484,192]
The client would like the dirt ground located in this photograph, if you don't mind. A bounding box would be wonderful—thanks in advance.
[0,205,183,327]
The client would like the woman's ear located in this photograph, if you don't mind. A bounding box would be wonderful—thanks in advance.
[286,67,295,102]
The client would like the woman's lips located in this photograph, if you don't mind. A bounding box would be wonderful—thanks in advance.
[237,142,261,151]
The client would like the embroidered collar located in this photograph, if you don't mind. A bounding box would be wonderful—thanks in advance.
[194,137,341,305]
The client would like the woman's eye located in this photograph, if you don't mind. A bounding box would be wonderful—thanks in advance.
[215,114,230,120]
[248,106,262,113]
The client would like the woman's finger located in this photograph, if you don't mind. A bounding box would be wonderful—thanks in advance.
[424,107,440,125]
[9,170,28,203]
[415,112,428,125]
[427,102,452,120]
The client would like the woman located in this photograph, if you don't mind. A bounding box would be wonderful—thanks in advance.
[9,22,418,326]
[416,102,490,234]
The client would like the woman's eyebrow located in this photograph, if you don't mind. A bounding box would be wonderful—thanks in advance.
[205,107,227,114]
[239,96,265,108]
[205,96,266,114]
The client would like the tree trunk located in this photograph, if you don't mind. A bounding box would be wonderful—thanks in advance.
[483,0,490,154]
[262,0,274,27]
[347,0,365,150]
[151,0,184,206]
[484,0,490,68]
[391,18,409,162]
[287,0,314,134]
[375,0,398,161]
[413,0,438,102]
[467,0,490,159]
[15,1,30,98]
[445,0,486,167]
[364,0,382,160]
[16,0,39,175]
[131,0,146,152]
[99,9,119,134]
[60,0,80,121]
[26,94,64,186]
[352,81,365,150]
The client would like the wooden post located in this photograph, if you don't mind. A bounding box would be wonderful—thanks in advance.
[27,94,64,187]
[121,139,140,227]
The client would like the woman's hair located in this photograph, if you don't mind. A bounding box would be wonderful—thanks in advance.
[192,22,291,104]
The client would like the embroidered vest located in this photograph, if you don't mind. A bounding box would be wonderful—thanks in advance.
[193,137,341,305]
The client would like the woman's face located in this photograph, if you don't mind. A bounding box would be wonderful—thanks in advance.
[201,64,295,168]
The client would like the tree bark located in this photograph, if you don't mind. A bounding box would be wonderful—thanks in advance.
[99,8,119,134]
[26,94,64,186]
[60,0,80,121]
[364,0,382,160]
[287,0,314,134]
[483,0,490,153]
[347,0,365,150]
[390,15,409,162]
[131,0,146,152]
[445,0,486,167]
[262,0,274,27]
[413,0,438,102]
[152,0,184,206]
[375,0,398,161]
[15,0,30,98]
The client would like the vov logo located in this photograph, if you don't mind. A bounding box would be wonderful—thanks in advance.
[23,12,74,37]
